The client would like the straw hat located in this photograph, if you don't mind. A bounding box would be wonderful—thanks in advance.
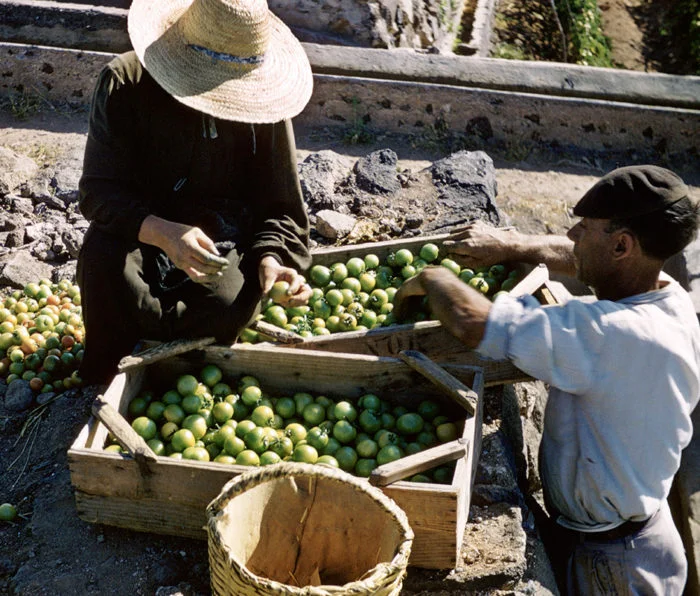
[128,0,313,123]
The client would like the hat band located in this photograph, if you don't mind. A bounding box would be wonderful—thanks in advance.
[189,44,265,65]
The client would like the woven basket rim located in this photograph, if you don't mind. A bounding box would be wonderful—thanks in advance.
[207,462,414,594]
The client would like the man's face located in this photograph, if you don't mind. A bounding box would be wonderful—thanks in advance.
[566,217,619,289]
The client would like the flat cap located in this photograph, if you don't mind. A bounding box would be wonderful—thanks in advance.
[573,165,690,219]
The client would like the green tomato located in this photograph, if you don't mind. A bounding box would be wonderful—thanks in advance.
[302,403,326,426]
[396,412,425,435]
[358,271,377,293]
[260,450,282,466]
[346,257,366,278]
[309,265,332,287]
[0,503,18,522]
[333,420,357,444]
[131,416,157,441]
[236,450,261,466]
[334,446,358,472]
[376,444,403,466]
[306,426,329,451]
[419,243,440,263]
[330,262,348,284]
[354,458,378,478]
[325,288,344,307]
[468,277,490,294]
[293,444,319,464]
[394,248,414,267]
[317,455,340,468]
[312,299,332,320]
[459,268,475,283]
[333,401,358,422]
[440,258,461,276]
[364,254,380,270]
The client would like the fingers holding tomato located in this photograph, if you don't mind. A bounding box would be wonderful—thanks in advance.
[259,256,312,306]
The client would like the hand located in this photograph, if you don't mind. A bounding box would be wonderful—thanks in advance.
[443,221,518,269]
[392,275,428,321]
[258,256,313,306]
[394,266,492,348]
[138,216,230,283]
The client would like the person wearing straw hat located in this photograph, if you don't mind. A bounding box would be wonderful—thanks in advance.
[76,0,314,385]
[394,165,700,594]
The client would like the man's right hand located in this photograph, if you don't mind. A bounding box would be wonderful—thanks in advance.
[138,215,230,283]
[443,220,518,269]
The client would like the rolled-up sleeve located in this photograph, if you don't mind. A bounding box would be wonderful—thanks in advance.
[478,294,605,394]
[78,62,151,244]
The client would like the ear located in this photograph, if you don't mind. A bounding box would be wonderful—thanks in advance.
[612,230,636,260]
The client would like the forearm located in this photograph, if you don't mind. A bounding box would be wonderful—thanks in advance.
[505,232,576,276]
[137,215,172,251]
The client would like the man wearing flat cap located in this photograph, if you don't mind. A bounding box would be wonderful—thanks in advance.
[77,0,314,384]
[395,165,700,594]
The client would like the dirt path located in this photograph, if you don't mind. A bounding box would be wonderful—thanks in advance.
[598,0,648,70]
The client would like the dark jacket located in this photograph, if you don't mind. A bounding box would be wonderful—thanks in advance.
[79,51,311,272]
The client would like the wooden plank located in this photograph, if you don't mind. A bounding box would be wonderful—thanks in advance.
[249,320,304,344]
[370,439,468,486]
[74,493,207,539]
[118,337,216,372]
[457,368,484,551]
[544,279,573,304]
[509,263,550,297]
[91,396,157,462]
[398,350,477,415]
[273,323,532,384]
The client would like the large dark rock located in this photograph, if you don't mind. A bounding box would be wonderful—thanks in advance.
[298,150,351,213]
[427,150,503,232]
[353,148,402,195]
[4,379,34,412]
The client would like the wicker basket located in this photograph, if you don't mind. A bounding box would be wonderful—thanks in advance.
[206,462,414,595]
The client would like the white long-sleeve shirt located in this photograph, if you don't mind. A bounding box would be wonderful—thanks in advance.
[478,274,700,531]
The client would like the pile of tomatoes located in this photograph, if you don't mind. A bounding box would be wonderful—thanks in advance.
[117,363,461,484]
[0,280,85,394]
[241,242,519,342]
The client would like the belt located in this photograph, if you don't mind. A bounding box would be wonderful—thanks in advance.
[570,517,650,542]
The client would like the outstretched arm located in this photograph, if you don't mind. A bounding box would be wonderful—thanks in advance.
[394,266,492,348]
[443,221,576,277]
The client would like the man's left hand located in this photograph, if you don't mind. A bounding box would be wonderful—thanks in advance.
[258,256,312,306]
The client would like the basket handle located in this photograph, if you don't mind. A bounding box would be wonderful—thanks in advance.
[369,438,468,486]
[399,350,477,416]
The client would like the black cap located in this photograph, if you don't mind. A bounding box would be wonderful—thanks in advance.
[573,165,690,219]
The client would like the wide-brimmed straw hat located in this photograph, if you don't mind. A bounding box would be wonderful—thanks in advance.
[128,0,313,123]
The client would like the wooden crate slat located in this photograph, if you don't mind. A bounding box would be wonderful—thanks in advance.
[74,493,207,539]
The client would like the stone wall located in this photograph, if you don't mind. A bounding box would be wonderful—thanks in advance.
[269,0,464,51]
[3,0,465,52]
[2,43,698,159]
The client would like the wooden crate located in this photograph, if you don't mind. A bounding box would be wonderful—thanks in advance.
[251,233,569,385]
[69,345,485,570]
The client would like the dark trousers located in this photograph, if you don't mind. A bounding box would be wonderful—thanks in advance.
[530,496,686,595]
[76,225,262,385]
